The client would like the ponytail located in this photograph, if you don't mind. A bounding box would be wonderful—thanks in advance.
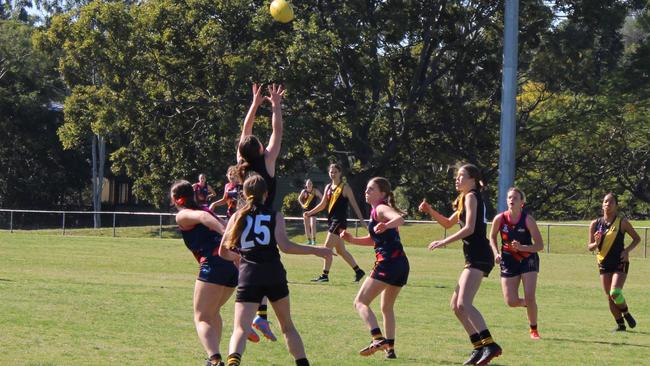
[386,191,406,216]
[223,174,267,249]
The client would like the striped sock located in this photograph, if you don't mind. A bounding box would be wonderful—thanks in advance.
[227,353,241,366]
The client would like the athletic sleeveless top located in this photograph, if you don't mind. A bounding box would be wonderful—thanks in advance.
[325,183,348,221]
[595,216,625,266]
[368,204,405,262]
[179,208,222,263]
[457,189,492,263]
[194,182,210,205]
[237,206,284,286]
[225,182,242,218]
[499,210,533,260]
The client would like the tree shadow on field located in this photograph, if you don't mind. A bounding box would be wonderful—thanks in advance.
[546,337,650,348]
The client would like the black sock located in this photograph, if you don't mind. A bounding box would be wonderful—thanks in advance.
[478,329,494,346]
[353,265,361,272]
[208,353,222,365]
[322,270,329,276]
[616,317,625,326]
[371,327,384,340]
[530,324,537,331]
[295,358,310,366]
[386,338,395,349]
[469,333,482,349]
[257,304,268,320]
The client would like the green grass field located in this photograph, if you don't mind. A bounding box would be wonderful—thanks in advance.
[1,228,649,366]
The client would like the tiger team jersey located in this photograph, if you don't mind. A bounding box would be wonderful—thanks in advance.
[325,183,348,221]
[456,189,494,270]
[595,216,625,266]
[301,190,318,211]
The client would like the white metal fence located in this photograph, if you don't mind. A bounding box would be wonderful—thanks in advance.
[1,209,648,258]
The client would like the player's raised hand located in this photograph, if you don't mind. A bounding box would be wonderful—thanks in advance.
[265,84,285,107]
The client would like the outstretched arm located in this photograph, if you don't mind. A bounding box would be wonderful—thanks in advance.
[427,193,477,250]
[418,199,458,229]
[340,230,374,246]
[238,83,265,161]
[275,212,334,260]
[264,84,286,173]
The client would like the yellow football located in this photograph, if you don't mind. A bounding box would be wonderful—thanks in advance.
[270,0,294,23]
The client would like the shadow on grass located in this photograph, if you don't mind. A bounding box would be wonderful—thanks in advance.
[546,336,650,348]
[142,226,181,239]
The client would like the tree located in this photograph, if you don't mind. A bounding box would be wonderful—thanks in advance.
[0,19,87,209]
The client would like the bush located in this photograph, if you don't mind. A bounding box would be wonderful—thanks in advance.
[282,192,303,216]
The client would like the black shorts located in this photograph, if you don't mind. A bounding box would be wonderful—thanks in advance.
[500,253,540,278]
[599,260,629,275]
[197,257,239,287]
[464,260,495,277]
[327,218,347,234]
[236,282,290,303]
[371,256,410,287]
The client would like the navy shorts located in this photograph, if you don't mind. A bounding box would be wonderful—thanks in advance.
[236,283,290,303]
[500,253,540,278]
[197,257,239,287]
[465,260,495,277]
[327,218,347,234]
[371,256,410,287]
[599,260,629,275]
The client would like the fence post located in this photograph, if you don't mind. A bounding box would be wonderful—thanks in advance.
[62,212,66,236]
[546,224,550,254]
[10,211,14,233]
[643,228,648,258]
[113,213,117,238]
[355,219,359,236]
[159,214,163,239]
